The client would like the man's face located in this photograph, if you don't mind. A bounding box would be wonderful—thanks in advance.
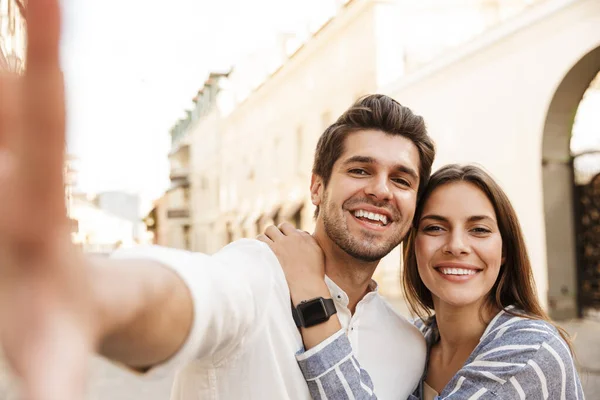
[312,130,421,262]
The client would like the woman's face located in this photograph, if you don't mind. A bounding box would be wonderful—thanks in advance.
[415,181,504,309]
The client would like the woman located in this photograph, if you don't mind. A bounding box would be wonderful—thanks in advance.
[287,164,583,399]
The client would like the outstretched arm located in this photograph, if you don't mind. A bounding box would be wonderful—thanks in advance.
[90,257,193,369]
[0,2,269,398]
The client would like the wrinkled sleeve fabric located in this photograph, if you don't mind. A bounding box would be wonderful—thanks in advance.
[110,239,280,378]
[295,315,584,400]
[438,319,584,399]
[296,330,378,399]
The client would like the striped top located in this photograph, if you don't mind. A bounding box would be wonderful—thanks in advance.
[296,306,584,399]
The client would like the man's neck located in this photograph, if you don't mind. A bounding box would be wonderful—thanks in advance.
[313,228,379,314]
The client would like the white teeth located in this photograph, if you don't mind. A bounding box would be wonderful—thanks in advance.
[353,210,388,225]
[439,268,477,276]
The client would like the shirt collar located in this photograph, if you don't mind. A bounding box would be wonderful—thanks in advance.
[325,275,379,308]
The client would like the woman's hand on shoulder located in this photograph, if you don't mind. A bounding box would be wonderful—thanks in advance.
[258,223,328,305]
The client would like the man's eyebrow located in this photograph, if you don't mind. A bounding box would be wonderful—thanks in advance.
[393,165,418,181]
[341,155,375,165]
[342,156,419,180]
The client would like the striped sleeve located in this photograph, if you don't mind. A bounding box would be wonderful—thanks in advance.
[296,329,377,399]
[440,319,584,399]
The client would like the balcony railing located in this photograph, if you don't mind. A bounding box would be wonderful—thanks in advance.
[167,209,190,219]
[170,167,190,187]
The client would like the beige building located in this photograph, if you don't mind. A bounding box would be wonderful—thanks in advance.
[382,0,600,319]
[0,0,26,73]
[164,0,419,298]
[160,0,600,316]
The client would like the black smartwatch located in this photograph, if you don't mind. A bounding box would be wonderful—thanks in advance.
[292,297,337,328]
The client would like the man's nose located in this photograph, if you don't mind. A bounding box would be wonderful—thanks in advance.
[365,176,393,201]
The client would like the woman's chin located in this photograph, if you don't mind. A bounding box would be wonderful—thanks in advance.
[433,292,484,310]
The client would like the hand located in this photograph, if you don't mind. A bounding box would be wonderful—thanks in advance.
[258,223,341,349]
[0,1,97,399]
[257,223,329,305]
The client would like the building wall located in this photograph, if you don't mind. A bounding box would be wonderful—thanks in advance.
[217,0,383,243]
[189,102,223,253]
[384,0,600,317]
[0,0,26,73]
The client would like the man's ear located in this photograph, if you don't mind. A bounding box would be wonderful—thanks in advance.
[310,174,324,206]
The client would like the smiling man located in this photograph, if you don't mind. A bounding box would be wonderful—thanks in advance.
[257,97,435,399]
[0,12,435,395]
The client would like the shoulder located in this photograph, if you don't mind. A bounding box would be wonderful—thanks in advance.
[458,313,581,398]
[469,311,575,375]
[479,309,565,349]
[215,238,273,258]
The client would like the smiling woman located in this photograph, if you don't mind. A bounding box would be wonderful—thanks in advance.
[295,164,584,400]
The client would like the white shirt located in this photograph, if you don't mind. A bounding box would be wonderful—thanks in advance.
[112,239,426,399]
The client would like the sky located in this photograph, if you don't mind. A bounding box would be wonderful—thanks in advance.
[61,0,325,211]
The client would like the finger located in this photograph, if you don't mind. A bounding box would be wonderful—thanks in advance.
[264,225,285,241]
[21,0,66,222]
[256,234,273,245]
[277,222,297,236]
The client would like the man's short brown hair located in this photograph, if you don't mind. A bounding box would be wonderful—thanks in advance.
[312,94,435,217]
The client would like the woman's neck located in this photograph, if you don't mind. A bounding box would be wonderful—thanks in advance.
[433,300,497,363]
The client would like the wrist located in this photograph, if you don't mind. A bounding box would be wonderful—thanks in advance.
[289,281,330,307]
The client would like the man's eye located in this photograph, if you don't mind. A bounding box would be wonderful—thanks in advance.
[392,178,410,187]
[349,169,368,175]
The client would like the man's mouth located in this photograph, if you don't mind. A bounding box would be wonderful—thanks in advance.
[352,209,390,227]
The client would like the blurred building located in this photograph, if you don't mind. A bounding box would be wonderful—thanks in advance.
[64,155,79,237]
[144,194,169,246]
[158,0,600,318]
[163,0,414,293]
[96,191,144,241]
[0,0,26,73]
[70,193,135,254]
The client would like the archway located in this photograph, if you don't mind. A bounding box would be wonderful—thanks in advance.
[542,45,600,320]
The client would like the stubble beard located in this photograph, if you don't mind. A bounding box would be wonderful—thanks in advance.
[321,197,406,263]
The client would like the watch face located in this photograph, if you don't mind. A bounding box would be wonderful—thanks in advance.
[299,298,328,327]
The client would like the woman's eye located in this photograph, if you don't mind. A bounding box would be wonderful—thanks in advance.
[423,225,444,233]
[471,227,492,234]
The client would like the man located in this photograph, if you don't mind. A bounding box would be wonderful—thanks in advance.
[0,1,435,399]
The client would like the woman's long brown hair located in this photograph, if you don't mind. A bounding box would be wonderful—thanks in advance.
[402,164,573,351]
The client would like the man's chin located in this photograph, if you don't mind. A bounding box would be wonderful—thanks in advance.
[342,243,393,263]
